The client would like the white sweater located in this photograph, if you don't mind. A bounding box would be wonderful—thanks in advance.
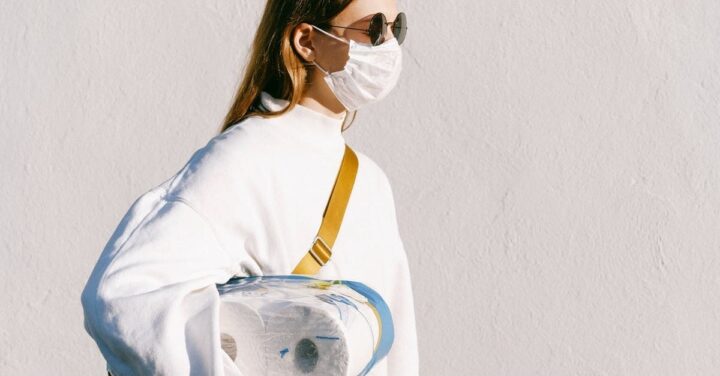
[81,91,419,376]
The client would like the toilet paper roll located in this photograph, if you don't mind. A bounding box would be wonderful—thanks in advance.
[263,303,376,376]
[218,300,267,375]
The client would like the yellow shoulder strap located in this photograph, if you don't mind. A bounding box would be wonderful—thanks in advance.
[291,144,358,275]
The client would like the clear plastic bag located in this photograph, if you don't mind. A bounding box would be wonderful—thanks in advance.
[216,275,394,376]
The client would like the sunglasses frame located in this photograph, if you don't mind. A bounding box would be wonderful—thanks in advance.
[327,12,408,46]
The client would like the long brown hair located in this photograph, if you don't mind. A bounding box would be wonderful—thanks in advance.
[219,0,357,135]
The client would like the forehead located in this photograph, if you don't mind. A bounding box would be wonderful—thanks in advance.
[334,0,400,25]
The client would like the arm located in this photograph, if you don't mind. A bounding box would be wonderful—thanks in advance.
[385,219,421,375]
[81,194,248,376]
[378,171,420,375]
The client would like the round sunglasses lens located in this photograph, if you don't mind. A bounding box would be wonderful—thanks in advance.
[392,12,407,45]
[369,12,386,45]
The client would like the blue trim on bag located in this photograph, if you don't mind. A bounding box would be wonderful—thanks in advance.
[217,275,394,376]
[341,279,395,375]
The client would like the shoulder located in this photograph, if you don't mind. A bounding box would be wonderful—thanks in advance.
[164,116,282,202]
[352,148,397,210]
[354,149,391,187]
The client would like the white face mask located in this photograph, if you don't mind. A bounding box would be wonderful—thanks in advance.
[311,25,403,111]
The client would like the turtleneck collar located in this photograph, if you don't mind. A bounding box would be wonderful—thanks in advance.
[258,91,347,141]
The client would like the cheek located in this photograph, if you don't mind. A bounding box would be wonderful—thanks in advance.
[317,42,351,73]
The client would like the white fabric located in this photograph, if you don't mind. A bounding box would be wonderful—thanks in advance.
[80,91,419,376]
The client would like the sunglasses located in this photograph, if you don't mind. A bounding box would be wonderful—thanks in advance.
[327,12,408,46]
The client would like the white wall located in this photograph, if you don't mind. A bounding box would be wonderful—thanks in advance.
[2,0,719,374]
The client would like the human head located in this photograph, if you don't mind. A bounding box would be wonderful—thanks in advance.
[220,0,400,134]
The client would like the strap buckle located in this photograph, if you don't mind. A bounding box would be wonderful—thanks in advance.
[309,235,332,266]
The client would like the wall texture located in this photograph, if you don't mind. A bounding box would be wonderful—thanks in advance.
[2,0,719,374]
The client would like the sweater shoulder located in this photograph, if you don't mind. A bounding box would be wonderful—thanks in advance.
[353,149,394,198]
[164,117,281,200]
[350,149,401,230]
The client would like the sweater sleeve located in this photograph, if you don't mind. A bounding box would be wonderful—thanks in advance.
[385,232,420,375]
[378,172,420,375]
[81,193,247,376]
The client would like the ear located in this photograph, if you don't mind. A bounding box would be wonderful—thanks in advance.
[292,23,316,63]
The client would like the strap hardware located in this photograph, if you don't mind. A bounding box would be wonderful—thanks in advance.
[309,235,331,266]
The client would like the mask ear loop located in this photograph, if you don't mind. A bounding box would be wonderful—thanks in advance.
[309,25,354,122]
[310,25,348,76]
[312,60,330,76]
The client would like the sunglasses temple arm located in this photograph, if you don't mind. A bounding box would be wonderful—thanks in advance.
[327,25,369,32]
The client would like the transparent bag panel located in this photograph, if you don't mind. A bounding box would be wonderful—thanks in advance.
[216,275,394,376]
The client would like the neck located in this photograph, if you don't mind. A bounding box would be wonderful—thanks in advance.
[300,75,348,118]
[258,91,347,140]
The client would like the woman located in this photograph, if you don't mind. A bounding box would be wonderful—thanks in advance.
[81,0,417,375]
